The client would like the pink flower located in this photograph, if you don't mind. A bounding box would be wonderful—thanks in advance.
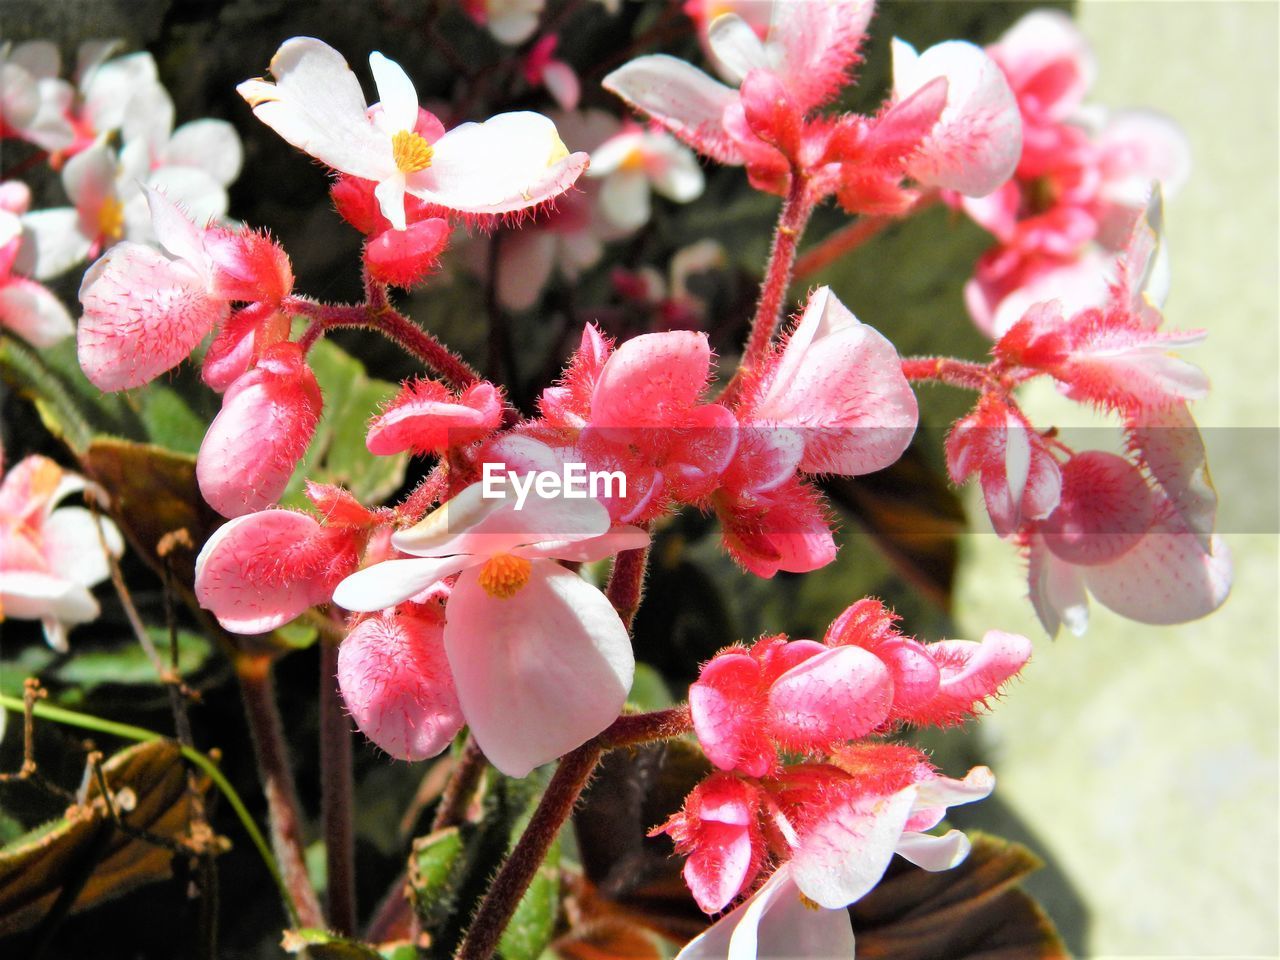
[195,483,379,634]
[690,635,893,777]
[461,0,545,46]
[0,455,123,651]
[946,393,1062,537]
[1,41,76,152]
[238,38,587,230]
[1025,450,1231,636]
[332,483,648,776]
[667,748,995,955]
[587,123,705,231]
[715,286,918,576]
[78,187,293,392]
[196,341,322,518]
[524,35,580,111]
[0,182,73,347]
[337,602,465,761]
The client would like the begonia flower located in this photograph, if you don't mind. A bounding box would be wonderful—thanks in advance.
[0,40,76,151]
[524,34,580,111]
[587,123,705,230]
[332,483,648,776]
[461,0,545,46]
[366,379,505,457]
[238,38,588,230]
[0,182,73,347]
[0,455,123,651]
[78,187,293,392]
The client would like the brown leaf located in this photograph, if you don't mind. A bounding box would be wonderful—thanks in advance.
[83,438,223,593]
[0,739,208,936]
[849,833,1070,960]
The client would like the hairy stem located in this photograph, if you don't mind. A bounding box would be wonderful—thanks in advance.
[320,636,357,934]
[605,540,651,630]
[235,655,325,929]
[431,736,489,831]
[721,173,815,406]
[284,295,480,389]
[453,706,693,959]
[901,356,991,391]
[455,742,601,960]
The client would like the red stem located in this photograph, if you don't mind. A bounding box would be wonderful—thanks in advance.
[453,706,692,960]
[794,214,892,279]
[284,295,480,389]
[901,356,992,391]
[721,173,815,406]
[320,636,357,935]
[605,541,650,630]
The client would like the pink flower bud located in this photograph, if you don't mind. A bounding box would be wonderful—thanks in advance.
[337,606,465,761]
[363,218,451,288]
[204,227,295,304]
[197,342,322,518]
[366,379,504,457]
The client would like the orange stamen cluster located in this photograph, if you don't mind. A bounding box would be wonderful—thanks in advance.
[392,130,434,173]
[477,554,532,599]
[97,197,125,241]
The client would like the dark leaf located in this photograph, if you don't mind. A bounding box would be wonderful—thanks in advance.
[849,833,1070,960]
[0,739,208,936]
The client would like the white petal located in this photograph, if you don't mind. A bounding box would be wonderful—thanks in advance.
[369,51,419,133]
[41,506,123,589]
[444,563,633,777]
[332,555,475,611]
[237,37,388,182]
[17,208,91,280]
[707,13,770,84]
[599,170,651,231]
[374,173,409,232]
[896,829,971,871]
[164,119,245,186]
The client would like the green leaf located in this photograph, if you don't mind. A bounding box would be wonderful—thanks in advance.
[281,928,384,959]
[498,833,560,960]
[0,646,57,698]
[0,334,95,453]
[51,630,211,690]
[137,386,206,455]
[848,832,1069,959]
[627,663,675,712]
[281,339,407,507]
[408,825,470,935]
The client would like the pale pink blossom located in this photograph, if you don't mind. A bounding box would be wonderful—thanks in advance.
[587,123,705,230]
[524,35,580,111]
[238,38,587,230]
[1025,450,1231,636]
[0,455,123,651]
[0,182,73,347]
[461,0,545,46]
[0,41,76,151]
[332,483,648,776]
[78,187,293,392]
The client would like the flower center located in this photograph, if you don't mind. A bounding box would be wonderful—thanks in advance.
[478,553,532,599]
[392,130,434,173]
[547,134,570,166]
[619,146,647,173]
[97,197,125,240]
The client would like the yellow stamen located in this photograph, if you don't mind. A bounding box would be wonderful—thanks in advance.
[97,197,125,241]
[392,130,434,173]
[478,554,532,600]
[799,893,822,912]
[619,146,647,173]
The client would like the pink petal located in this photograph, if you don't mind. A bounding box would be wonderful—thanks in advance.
[1083,520,1232,626]
[444,563,633,777]
[991,9,1096,120]
[338,608,464,761]
[367,379,503,457]
[515,524,650,563]
[689,650,774,776]
[0,277,74,347]
[790,787,918,909]
[1026,529,1090,637]
[194,509,360,633]
[602,55,742,165]
[77,242,227,391]
[770,0,874,113]
[1126,401,1216,546]
[767,646,893,751]
[902,632,1032,726]
[197,344,322,518]
[590,330,713,429]
[894,39,1022,197]
[1041,451,1156,565]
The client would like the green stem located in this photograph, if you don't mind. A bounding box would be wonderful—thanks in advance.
[0,693,298,927]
